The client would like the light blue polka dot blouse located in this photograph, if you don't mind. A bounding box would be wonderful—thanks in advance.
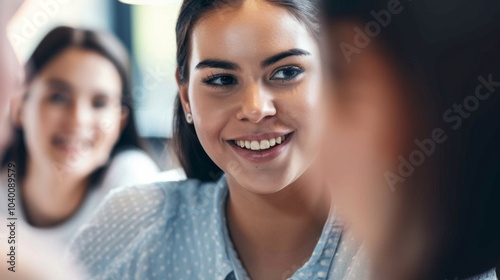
[67,175,497,280]
[67,175,370,280]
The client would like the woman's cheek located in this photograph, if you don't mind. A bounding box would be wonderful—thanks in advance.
[97,111,121,138]
[98,113,121,143]
[31,101,59,142]
[41,105,64,127]
[195,119,224,160]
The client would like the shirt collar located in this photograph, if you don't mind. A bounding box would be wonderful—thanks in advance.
[210,175,236,279]
[211,175,343,280]
[291,210,344,280]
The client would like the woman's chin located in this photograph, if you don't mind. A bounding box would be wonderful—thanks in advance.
[243,184,287,195]
[229,174,292,195]
[43,156,92,177]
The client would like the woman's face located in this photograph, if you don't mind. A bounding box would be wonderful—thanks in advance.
[20,48,127,177]
[179,0,325,194]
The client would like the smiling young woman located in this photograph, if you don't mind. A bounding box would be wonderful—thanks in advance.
[68,0,367,279]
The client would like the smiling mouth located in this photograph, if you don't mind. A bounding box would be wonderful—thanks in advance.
[52,135,92,153]
[231,133,292,151]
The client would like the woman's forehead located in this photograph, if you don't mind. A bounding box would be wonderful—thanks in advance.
[190,2,317,64]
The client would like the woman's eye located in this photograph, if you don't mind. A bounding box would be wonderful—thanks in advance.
[271,66,304,81]
[48,92,67,104]
[93,100,108,109]
[203,75,237,87]
[92,94,116,109]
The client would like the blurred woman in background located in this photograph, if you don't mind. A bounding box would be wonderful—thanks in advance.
[320,0,500,279]
[0,26,159,245]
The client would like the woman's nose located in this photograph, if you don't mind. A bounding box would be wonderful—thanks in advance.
[67,101,92,127]
[236,83,277,123]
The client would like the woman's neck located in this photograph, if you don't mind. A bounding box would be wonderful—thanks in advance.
[226,166,331,280]
[21,158,89,227]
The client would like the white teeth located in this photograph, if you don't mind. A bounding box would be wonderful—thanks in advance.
[234,135,288,151]
[250,141,260,150]
[260,140,270,150]
[269,138,276,146]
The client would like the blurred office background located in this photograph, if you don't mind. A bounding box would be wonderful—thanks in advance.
[7,0,183,170]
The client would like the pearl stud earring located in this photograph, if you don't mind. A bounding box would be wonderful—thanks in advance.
[186,113,193,124]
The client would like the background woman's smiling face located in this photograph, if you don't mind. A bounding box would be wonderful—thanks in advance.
[21,48,126,177]
[179,0,325,193]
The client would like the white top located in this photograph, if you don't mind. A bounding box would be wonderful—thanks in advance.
[152,167,186,182]
[0,149,160,247]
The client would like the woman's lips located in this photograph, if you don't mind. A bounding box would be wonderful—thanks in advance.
[52,135,92,156]
[228,132,294,163]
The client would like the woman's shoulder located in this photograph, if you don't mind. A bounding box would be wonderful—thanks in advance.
[103,177,225,215]
[75,178,226,233]
[97,148,160,191]
[67,178,227,275]
[107,148,159,176]
[112,148,153,160]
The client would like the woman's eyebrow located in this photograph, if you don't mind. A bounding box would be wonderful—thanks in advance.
[46,78,73,92]
[261,48,311,68]
[195,60,240,71]
[195,48,311,71]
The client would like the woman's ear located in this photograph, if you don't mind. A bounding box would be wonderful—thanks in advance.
[176,68,191,115]
[119,106,130,131]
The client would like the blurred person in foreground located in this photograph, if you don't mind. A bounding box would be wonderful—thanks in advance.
[320,0,500,279]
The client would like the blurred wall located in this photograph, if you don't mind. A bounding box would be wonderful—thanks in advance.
[7,0,112,61]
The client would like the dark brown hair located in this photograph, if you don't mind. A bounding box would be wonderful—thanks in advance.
[322,0,500,279]
[2,26,144,185]
[172,0,321,182]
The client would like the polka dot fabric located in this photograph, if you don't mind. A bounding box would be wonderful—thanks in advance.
[66,175,497,280]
